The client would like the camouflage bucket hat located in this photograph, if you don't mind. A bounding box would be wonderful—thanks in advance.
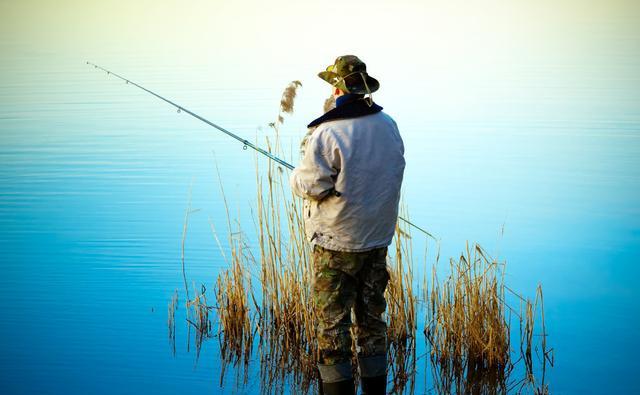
[318,55,380,95]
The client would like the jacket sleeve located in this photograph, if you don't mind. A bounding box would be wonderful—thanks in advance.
[290,129,339,201]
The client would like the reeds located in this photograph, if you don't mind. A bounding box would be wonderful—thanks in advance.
[214,231,253,384]
[425,243,553,394]
[385,207,419,394]
[211,158,256,385]
[254,106,318,393]
[511,284,553,394]
[177,182,212,360]
[426,243,511,394]
[169,81,553,394]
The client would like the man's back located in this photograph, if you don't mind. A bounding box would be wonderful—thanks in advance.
[291,107,405,252]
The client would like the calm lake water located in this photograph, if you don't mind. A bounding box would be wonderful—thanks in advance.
[1,24,639,394]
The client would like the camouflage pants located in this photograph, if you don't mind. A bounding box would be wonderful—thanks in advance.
[312,244,389,381]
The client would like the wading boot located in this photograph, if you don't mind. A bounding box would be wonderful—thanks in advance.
[360,375,387,395]
[320,378,355,395]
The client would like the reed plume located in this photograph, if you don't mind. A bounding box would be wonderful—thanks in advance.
[280,80,302,114]
[271,80,302,127]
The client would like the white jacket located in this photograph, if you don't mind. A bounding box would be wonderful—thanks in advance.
[290,109,405,252]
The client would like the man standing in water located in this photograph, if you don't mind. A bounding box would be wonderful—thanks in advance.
[290,55,405,395]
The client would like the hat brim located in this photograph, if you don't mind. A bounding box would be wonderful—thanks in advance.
[318,70,380,94]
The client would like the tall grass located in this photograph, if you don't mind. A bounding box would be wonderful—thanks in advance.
[210,160,255,385]
[513,284,553,394]
[254,96,319,392]
[214,232,253,384]
[426,243,511,394]
[425,244,553,394]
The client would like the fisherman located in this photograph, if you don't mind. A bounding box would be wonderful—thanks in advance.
[290,55,406,395]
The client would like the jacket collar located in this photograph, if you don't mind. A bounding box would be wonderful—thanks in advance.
[335,93,363,107]
[307,96,383,128]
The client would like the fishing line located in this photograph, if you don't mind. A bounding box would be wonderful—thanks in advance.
[87,61,435,240]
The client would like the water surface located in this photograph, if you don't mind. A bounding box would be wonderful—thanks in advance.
[1,2,640,393]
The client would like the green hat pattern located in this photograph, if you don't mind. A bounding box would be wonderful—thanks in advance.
[318,55,380,95]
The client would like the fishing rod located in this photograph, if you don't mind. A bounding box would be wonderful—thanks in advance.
[86,62,292,170]
[86,61,435,239]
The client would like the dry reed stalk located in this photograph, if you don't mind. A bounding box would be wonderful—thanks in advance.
[214,232,253,384]
[425,243,554,395]
[181,180,201,302]
[385,206,419,394]
[537,285,554,393]
[168,289,178,356]
[210,158,255,385]
[255,128,318,393]
[177,181,208,360]
[511,284,553,395]
[243,82,321,393]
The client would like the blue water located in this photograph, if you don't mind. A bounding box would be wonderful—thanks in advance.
[1,23,640,394]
